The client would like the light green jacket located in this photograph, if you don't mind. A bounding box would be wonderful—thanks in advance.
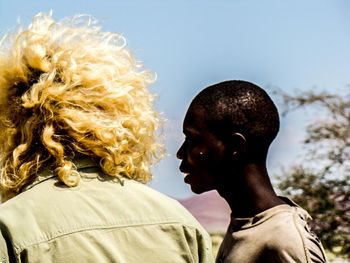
[0,159,213,263]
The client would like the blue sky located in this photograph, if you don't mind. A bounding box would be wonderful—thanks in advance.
[1,0,350,198]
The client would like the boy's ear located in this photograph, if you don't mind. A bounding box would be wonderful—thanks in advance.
[230,132,246,158]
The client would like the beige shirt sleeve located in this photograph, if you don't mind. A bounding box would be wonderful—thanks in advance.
[0,233,9,263]
[183,226,214,263]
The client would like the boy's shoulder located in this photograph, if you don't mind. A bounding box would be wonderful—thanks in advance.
[217,198,327,263]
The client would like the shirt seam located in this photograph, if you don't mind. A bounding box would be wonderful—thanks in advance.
[234,209,294,230]
[14,221,201,253]
[292,207,311,263]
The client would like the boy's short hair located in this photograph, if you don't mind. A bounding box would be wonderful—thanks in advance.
[189,80,279,156]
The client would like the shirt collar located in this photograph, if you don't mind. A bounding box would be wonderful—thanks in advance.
[22,157,99,192]
[229,196,311,231]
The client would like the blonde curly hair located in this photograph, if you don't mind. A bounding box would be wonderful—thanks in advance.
[0,13,163,200]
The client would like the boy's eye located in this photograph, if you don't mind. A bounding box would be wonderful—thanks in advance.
[185,137,199,145]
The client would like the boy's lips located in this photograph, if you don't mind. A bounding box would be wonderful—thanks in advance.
[179,164,190,174]
[179,164,192,183]
[183,173,190,183]
[184,172,195,184]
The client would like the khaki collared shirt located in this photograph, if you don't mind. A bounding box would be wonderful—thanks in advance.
[0,160,213,263]
[216,197,327,263]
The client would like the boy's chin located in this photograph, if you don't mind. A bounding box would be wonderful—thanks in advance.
[189,184,214,195]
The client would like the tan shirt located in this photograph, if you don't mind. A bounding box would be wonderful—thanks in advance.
[216,197,327,263]
[0,160,213,263]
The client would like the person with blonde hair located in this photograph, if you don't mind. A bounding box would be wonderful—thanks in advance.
[0,13,212,262]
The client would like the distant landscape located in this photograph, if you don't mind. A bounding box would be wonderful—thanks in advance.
[177,190,231,233]
[177,191,231,257]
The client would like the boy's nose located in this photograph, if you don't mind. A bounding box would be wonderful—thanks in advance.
[176,142,185,160]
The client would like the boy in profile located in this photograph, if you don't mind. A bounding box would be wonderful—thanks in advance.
[177,80,327,263]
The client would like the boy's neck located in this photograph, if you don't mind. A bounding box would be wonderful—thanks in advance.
[218,163,286,218]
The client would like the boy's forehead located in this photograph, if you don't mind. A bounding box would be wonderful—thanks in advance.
[183,106,223,137]
[184,106,208,126]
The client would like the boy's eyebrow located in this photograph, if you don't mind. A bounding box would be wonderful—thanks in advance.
[183,127,200,136]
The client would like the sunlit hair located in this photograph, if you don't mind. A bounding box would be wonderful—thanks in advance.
[0,12,163,200]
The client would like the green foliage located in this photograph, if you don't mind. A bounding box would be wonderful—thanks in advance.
[277,90,350,259]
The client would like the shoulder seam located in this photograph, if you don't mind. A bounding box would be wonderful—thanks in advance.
[292,207,311,263]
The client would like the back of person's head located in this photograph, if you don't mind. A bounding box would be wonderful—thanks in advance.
[0,13,162,200]
[189,80,279,159]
